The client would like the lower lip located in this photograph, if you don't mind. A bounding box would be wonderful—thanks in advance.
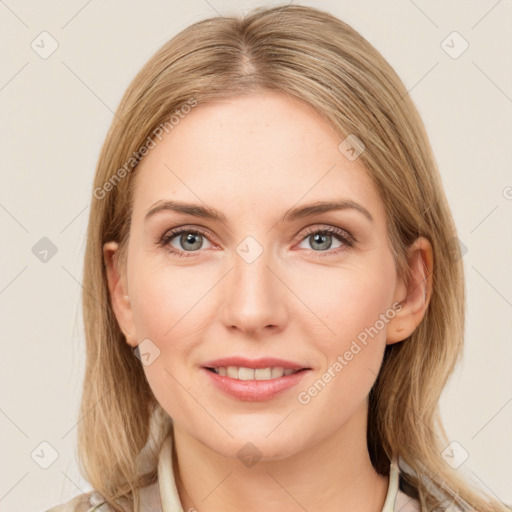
[201,367,310,401]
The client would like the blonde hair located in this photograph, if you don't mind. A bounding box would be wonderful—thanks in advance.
[77,4,508,511]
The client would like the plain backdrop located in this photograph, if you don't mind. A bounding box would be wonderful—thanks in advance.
[1,1,511,511]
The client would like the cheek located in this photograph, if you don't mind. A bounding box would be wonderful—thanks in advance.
[291,259,396,346]
[291,273,393,423]
[128,254,213,341]
[127,260,207,422]
[298,262,396,395]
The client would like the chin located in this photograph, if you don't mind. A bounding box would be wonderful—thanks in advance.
[199,428,307,463]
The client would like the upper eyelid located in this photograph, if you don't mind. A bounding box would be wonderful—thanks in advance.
[160,226,215,245]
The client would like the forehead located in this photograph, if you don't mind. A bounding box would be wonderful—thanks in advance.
[132,91,384,224]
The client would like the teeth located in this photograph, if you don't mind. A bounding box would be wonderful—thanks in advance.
[227,366,238,379]
[238,367,254,380]
[255,368,272,380]
[271,367,283,378]
[212,366,300,380]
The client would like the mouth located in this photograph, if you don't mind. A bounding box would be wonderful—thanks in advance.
[204,366,309,380]
[200,357,312,400]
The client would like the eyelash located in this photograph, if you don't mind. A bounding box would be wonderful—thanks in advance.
[157,225,356,258]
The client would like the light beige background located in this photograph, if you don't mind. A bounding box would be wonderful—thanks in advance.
[1,1,511,510]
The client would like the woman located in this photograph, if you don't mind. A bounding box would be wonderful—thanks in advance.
[45,4,510,512]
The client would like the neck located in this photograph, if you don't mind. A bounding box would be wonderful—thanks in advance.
[171,402,389,512]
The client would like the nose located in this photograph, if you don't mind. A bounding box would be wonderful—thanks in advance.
[219,241,288,337]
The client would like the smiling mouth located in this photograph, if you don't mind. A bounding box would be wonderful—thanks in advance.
[205,366,308,380]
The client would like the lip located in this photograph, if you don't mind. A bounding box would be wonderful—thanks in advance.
[201,357,311,402]
[201,356,309,371]
[201,367,311,401]
[200,357,312,402]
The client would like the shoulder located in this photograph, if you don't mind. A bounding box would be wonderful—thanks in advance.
[396,475,511,512]
[43,481,161,512]
[43,491,117,512]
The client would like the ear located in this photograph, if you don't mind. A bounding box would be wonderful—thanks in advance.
[103,241,138,348]
[386,237,433,345]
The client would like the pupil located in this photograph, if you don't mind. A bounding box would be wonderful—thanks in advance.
[182,233,201,250]
[312,233,331,250]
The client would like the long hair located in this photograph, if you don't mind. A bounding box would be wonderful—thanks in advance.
[77,4,508,511]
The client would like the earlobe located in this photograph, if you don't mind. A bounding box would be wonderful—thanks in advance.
[386,237,433,345]
[103,241,138,347]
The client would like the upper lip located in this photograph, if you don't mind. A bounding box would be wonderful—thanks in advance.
[202,357,310,371]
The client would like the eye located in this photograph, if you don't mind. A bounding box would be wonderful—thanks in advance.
[158,227,214,257]
[157,225,355,258]
[296,226,355,256]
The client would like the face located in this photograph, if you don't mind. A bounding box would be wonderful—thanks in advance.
[104,90,428,461]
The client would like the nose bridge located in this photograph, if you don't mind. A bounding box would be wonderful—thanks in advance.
[221,233,286,333]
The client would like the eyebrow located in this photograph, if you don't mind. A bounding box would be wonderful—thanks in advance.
[144,199,374,225]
